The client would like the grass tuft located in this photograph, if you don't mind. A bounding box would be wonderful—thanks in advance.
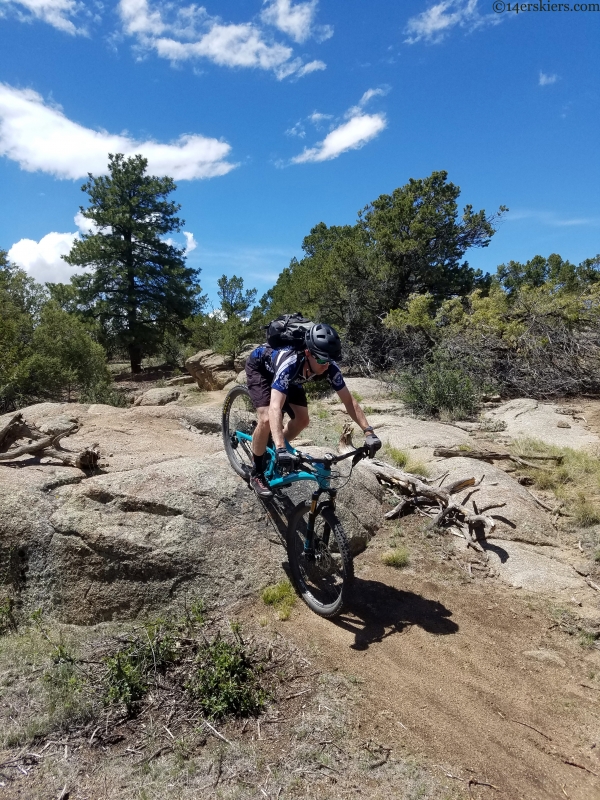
[382,546,410,569]
[261,580,296,620]
[510,438,600,527]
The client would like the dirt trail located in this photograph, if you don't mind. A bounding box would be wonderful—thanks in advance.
[268,551,600,800]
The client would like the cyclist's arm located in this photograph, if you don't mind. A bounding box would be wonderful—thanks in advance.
[336,386,371,434]
[268,389,288,449]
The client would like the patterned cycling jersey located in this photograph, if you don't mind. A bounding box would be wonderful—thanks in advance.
[247,346,346,395]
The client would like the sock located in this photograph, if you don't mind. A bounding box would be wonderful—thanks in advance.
[252,453,264,475]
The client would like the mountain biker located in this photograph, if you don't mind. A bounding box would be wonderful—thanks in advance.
[245,322,382,498]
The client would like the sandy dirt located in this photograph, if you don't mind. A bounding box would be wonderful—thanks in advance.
[263,529,600,800]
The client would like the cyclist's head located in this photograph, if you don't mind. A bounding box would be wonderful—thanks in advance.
[305,323,342,362]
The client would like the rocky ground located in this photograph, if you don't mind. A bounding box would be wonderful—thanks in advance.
[1,376,599,799]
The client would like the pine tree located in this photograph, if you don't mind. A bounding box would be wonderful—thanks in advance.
[64,153,202,373]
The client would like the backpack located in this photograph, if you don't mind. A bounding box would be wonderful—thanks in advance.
[265,313,314,350]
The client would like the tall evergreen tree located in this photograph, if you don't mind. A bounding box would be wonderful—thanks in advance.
[64,154,202,373]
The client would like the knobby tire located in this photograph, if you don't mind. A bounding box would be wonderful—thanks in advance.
[222,385,257,480]
[287,501,353,618]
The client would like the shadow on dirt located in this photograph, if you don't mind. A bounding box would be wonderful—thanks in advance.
[336,579,459,651]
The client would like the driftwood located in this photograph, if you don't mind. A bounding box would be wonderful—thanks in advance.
[433,446,562,472]
[338,423,501,555]
[0,412,100,470]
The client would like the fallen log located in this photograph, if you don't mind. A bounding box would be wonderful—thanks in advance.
[433,446,559,471]
[0,414,100,471]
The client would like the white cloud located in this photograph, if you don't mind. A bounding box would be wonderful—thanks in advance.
[74,210,98,234]
[261,0,332,43]
[506,209,599,227]
[183,231,197,253]
[285,121,306,137]
[0,83,236,180]
[8,230,84,284]
[118,0,327,79]
[292,113,386,164]
[0,0,86,35]
[291,88,387,163]
[308,111,332,125]
[539,71,558,86]
[404,0,497,44]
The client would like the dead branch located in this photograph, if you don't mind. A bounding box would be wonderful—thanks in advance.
[339,424,509,550]
[434,446,560,471]
[0,415,99,471]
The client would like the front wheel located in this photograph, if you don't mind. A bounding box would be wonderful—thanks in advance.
[222,385,257,479]
[287,502,353,618]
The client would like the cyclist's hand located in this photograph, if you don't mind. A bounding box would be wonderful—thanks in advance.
[276,447,295,472]
[365,432,382,458]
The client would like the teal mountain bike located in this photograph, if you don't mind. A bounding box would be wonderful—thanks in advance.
[222,385,369,618]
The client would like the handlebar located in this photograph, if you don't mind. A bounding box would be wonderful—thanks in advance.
[292,444,370,471]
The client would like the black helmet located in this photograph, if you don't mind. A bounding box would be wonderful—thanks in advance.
[305,323,342,361]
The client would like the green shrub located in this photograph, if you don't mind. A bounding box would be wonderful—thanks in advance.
[262,580,296,620]
[104,619,176,714]
[304,379,334,399]
[43,642,95,730]
[79,382,128,407]
[399,353,478,420]
[186,634,267,719]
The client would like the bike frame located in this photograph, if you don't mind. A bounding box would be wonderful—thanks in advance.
[234,431,335,493]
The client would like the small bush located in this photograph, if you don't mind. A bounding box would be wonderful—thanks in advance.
[262,580,296,620]
[594,550,600,564]
[382,546,410,568]
[304,379,334,400]
[186,634,267,719]
[351,390,363,402]
[399,355,478,420]
[104,619,176,714]
[79,381,128,407]
[43,642,95,730]
[573,494,600,528]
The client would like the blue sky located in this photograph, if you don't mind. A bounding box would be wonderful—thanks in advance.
[1,0,599,306]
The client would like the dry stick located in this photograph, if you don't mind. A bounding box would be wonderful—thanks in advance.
[509,719,553,741]
[203,719,234,746]
[562,758,599,777]
[523,487,572,517]
[585,578,600,592]
[283,687,313,700]
[444,771,500,791]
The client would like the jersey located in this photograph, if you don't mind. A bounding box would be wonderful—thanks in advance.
[247,345,346,395]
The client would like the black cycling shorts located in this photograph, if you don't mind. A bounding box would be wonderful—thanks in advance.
[246,362,307,416]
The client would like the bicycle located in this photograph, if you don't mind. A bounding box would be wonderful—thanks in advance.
[222,384,370,618]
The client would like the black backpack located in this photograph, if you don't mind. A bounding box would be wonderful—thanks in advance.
[265,313,314,350]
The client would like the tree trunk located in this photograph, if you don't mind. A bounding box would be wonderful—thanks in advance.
[129,342,143,374]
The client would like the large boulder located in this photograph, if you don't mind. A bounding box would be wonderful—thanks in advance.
[0,402,382,624]
[234,343,260,372]
[133,387,180,406]
[185,350,237,390]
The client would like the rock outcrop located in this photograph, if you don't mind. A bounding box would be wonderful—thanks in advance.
[0,401,382,623]
[185,350,237,390]
[185,346,260,391]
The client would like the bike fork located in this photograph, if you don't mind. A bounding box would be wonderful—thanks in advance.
[303,489,337,555]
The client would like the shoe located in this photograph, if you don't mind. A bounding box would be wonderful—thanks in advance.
[249,472,273,499]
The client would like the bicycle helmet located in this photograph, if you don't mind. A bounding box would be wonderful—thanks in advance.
[305,322,342,361]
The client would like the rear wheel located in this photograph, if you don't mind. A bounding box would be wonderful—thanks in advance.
[222,385,257,479]
[287,502,353,618]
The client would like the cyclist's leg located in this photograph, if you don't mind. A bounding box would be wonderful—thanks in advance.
[246,362,272,460]
[283,385,309,442]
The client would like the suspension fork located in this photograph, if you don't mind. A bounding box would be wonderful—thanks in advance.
[303,488,337,554]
